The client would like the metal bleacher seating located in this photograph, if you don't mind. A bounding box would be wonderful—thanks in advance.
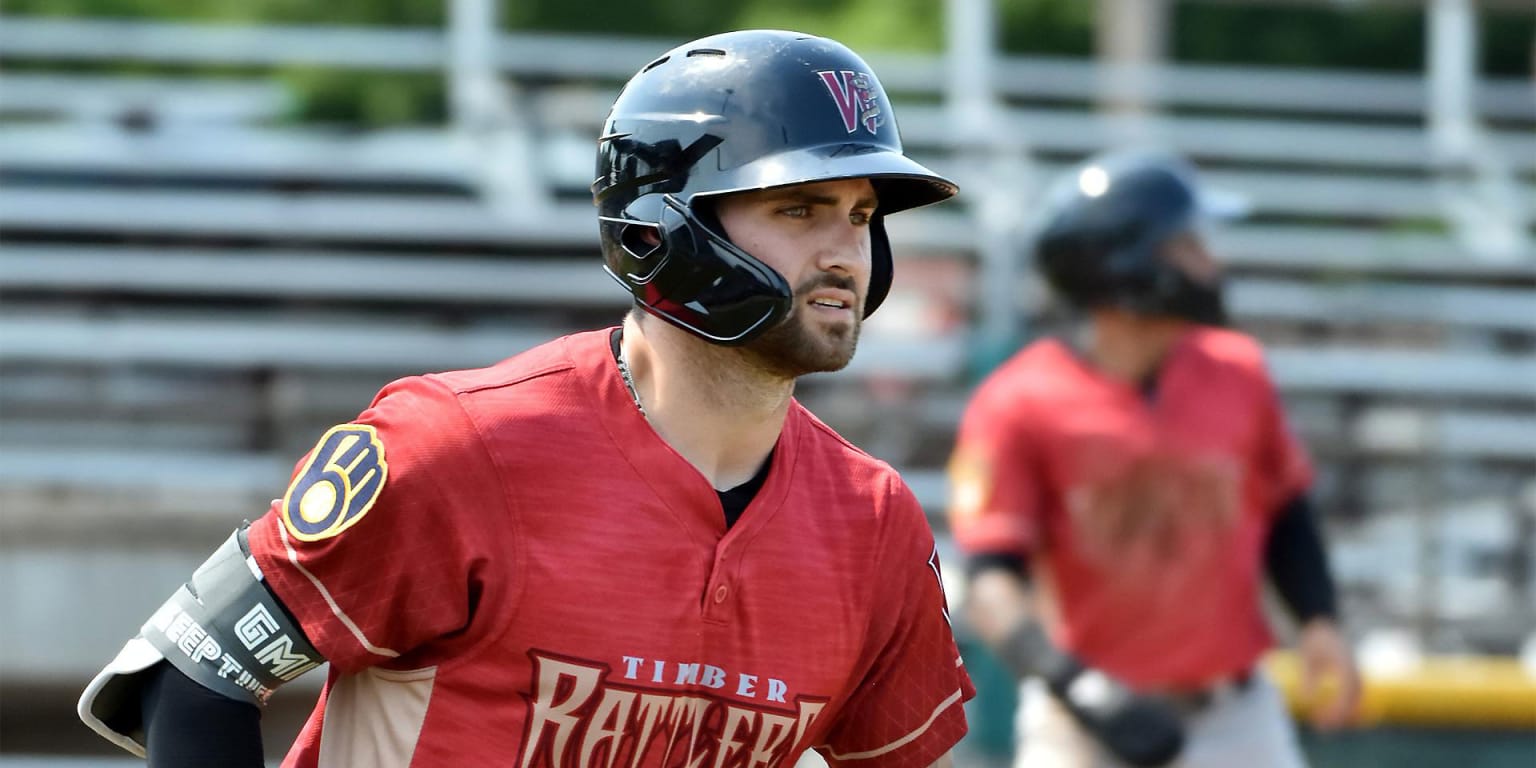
[0,17,1533,737]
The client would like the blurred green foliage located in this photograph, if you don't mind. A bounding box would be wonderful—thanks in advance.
[5,0,445,25]
[996,0,1096,56]
[733,0,945,52]
[282,70,447,126]
[4,0,1532,126]
[1174,3,1535,76]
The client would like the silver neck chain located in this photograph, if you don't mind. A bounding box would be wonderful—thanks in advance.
[616,343,648,418]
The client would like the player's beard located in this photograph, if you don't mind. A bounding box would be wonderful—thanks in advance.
[740,272,862,379]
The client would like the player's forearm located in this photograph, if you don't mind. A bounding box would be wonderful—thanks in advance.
[967,558,1186,766]
[967,567,1081,684]
[141,661,265,768]
[964,566,1037,649]
[978,586,1188,768]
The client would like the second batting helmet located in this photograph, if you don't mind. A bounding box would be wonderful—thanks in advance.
[592,29,958,344]
[1031,150,1240,325]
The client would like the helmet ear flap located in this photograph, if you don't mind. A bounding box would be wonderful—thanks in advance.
[609,219,669,286]
[619,222,662,260]
[600,193,793,344]
[864,213,894,318]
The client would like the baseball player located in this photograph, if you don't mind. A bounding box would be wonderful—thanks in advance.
[946,150,1361,768]
[79,30,973,768]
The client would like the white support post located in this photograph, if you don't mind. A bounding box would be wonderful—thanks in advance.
[1427,0,1477,158]
[946,0,996,147]
[1426,0,1528,262]
[448,0,550,220]
[946,0,1034,372]
[448,0,498,132]
[1095,0,1169,145]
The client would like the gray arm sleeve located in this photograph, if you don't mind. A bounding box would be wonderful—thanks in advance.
[77,525,325,756]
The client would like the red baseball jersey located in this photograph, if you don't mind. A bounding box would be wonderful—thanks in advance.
[947,328,1312,688]
[247,328,973,768]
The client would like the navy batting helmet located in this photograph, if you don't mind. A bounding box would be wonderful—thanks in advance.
[592,29,958,345]
[1032,150,1240,325]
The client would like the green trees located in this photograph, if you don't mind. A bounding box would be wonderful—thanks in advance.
[5,0,1530,126]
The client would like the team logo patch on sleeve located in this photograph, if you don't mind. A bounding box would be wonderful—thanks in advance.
[946,448,991,524]
[281,425,388,542]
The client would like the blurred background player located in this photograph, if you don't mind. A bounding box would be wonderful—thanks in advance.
[946,150,1362,768]
[76,29,972,768]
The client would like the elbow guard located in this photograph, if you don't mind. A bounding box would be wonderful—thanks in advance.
[77,525,324,756]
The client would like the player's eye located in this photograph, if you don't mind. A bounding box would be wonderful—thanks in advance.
[849,210,873,226]
[777,205,810,218]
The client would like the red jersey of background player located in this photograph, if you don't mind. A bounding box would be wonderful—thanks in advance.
[947,326,1312,689]
[245,328,974,768]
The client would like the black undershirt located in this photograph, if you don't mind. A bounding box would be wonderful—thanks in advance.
[718,454,772,528]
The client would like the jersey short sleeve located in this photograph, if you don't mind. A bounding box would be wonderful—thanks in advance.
[246,375,508,673]
[819,480,974,768]
[1248,350,1315,515]
[945,378,1044,558]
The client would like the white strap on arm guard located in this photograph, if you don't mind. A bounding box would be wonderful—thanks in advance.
[77,525,325,756]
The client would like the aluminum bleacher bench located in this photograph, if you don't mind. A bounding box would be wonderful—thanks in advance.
[0,310,968,381]
[6,245,1532,335]
[0,185,977,251]
[0,245,621,306]
[0,73,292,125]
[898,106,1536,174]
[1229,279,1536,333]
[0,187,593,245]
[0,124,481,185]
[1212,228,1536,280]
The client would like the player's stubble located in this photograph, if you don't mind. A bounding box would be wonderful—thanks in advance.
[740,271,862,379]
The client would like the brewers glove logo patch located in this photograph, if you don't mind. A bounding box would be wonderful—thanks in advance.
[282,425,388,542]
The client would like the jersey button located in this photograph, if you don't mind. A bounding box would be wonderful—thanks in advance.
[713,584,729,603]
